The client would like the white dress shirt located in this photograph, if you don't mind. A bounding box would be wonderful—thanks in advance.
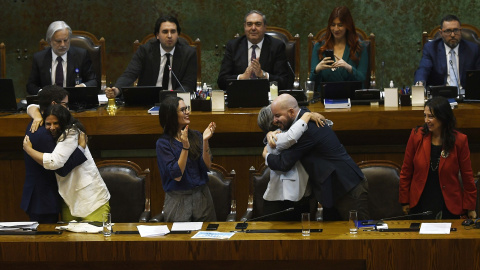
[444,44,460,87]
[156,46,176,89]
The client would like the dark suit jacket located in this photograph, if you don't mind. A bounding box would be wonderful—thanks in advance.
[399,128,477,215]
[115,39,197,92]
[26,46,97,95]
[266,109,364,208]
[217,34,291,90]
[414,39,480,86]
[21,122,87,215]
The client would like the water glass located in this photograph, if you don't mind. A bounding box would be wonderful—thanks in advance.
[103,213,112,236]
[301,213,310,236]
[349,210,358,234]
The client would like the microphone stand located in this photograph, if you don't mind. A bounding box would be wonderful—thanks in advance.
[361,211,433,226]
[449,60,461,99]
[168,65,187,92]
[235,207,294,232]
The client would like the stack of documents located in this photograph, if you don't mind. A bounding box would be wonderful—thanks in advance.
[148,106,160,115]
[137,225,170,237]
[0,221,39,231]
[324,98,351,109]
[171,222,203,231]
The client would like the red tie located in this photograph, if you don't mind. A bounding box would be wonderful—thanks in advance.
[250,45,257,79]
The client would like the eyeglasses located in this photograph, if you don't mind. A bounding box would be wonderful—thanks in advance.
[442,28,461,35]
[245,22,263,27]
[178,106,190,114]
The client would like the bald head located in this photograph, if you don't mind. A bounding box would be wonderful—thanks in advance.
[271,94,299,131]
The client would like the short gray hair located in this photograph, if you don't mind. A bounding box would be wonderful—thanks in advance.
[257,105,275,133]
[244,10,267,25]
[46,21,72,43]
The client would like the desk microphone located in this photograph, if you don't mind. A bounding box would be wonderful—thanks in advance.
[287,61,300,90]
[361,210,433,226]
[235,207,294,231]
[449,60,461,97]
[167,65,186,92]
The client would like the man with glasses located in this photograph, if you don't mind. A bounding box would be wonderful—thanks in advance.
[217,10,291,90]
[415,15,480,87]
[22,85,87,223]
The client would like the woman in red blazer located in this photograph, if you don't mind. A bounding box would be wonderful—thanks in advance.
[399,97,477,219]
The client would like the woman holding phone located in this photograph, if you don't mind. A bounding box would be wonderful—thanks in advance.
[309,6,368,91]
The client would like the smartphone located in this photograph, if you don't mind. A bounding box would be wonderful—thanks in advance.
[409,222,421,229]
[206,224,219,231]
[324,50,335,65]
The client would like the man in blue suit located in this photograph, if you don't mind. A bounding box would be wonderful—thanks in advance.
[415,15,480,87]
[21,85,87,223]
[263,94,369,221]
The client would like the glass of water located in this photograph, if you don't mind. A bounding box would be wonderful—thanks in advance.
[301,213,311,236]
[103,213,112,236]
[349,210,358,234]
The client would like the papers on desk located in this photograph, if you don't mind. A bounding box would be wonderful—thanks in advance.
[419,223,452,234]
[55,222,105,233]
[148,106,159,115]
[171,222,203,231]
[0,221,39,231]
[324,98,351,109]
[98,94,108,105]
[137,225,170,237]
[191,231,235,239]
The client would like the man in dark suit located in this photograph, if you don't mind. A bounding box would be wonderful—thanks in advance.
[22,85,87,223]
[217,10,291,90]
[26,21,97,95]
[105,15,197,98]
[263,94,369,221]
[415,15,480,87]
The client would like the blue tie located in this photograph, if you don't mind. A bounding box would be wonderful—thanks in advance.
[449,50,458,87]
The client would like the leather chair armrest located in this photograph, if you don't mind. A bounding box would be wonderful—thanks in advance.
[139,211,151,222]
[149,212,165,223]
[240,210,253,222]
[226,213,237,222]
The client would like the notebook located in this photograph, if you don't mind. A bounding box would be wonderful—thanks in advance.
[321,81,362,100]
[64,86,100,111]
[464,70,480,101]
[226,79,269,108]
[122,86,163,107]
[0,79,19,112]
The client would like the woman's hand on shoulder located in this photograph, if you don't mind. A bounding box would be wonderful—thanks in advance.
[203,122,216,141]
[310,112,326,127]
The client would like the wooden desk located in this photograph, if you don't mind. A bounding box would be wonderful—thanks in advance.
[0,220,479,270]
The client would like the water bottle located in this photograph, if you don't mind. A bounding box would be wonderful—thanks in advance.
[315,203,324,221]
[75,68,82,85]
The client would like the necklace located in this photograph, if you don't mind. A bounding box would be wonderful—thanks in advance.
[430,157,440,171]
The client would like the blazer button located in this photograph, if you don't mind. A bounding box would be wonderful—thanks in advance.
[442,186,446,189]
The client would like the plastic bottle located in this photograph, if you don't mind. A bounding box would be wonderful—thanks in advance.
[75,68,82,85]
[315,203,324,221]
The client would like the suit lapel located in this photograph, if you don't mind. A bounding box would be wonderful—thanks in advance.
[436,41,447,84]
[152,40,161,82]
[259,35,270,68]
[66,49,76,84]
[43,49,53,85]
[172,43,183,89]
[422,133,432,164]
[239,37,249,70]
[458,40,466,83]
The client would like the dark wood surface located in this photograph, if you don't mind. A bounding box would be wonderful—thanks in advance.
[0,220,479,270]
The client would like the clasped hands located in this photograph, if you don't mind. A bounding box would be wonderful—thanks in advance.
[315,55,352,73]
[239,59,263,79]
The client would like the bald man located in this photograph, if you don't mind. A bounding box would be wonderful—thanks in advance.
[263,94,369,221]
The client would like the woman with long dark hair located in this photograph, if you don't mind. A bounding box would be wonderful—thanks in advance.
[23,104,110,222]
[309,6,368,91]
[399,97,477,219]
[156,96,217,222]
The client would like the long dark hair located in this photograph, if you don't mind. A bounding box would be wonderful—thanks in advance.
[317,6,362,64]
[419,96,457,152]
[159,96,201,160]
[43,104,86,142]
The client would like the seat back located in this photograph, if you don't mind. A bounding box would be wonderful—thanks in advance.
[96,160,151,223]
[266,26,300,88]
[422,23,480,47]
[0,43,5,78]
[40,31,106,88]
[308,28,376,89]
[133,33,202,87]
[207,164,236,221]
[248,163,271,218]
[357,160,403,220]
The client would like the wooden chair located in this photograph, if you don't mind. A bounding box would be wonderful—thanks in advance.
[308,28,376,88]
[150,163,237,222]
[422,23,480,48]
[357,160,403,220]
[266,26,300,88]
[133,33,202,88]
[0,43,5,78]
[96,160,151,223]
[40,31,106,88]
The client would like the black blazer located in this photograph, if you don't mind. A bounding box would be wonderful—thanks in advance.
[115,39,197,92]
[266,109,364,207]
[217,34,291,90]
[26,46,97,95]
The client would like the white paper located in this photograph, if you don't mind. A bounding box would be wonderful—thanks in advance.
[191,231,235,239]
[98,94,108,105]
[0,221,39,230]
[419,222,451,234]
[411,86,425,107]
[137,225,170,237]
[384,88,398,107]
[171,222,203,231]
[211,90,225,111]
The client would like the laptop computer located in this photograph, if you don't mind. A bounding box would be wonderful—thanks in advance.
[464,70,480,101]
[122,86,163,107]
[226,79,269,108]
[64,86,99,111]
[321,81,362,100]
[428,85,458,98]
[0,78,19,112]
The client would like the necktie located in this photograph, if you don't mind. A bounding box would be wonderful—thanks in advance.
[55,56,64,86]
[162,53,171,90]
[250,45,257,79]
[449,50,458,87]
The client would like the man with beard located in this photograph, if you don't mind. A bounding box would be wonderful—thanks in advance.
[415,15,480,88]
